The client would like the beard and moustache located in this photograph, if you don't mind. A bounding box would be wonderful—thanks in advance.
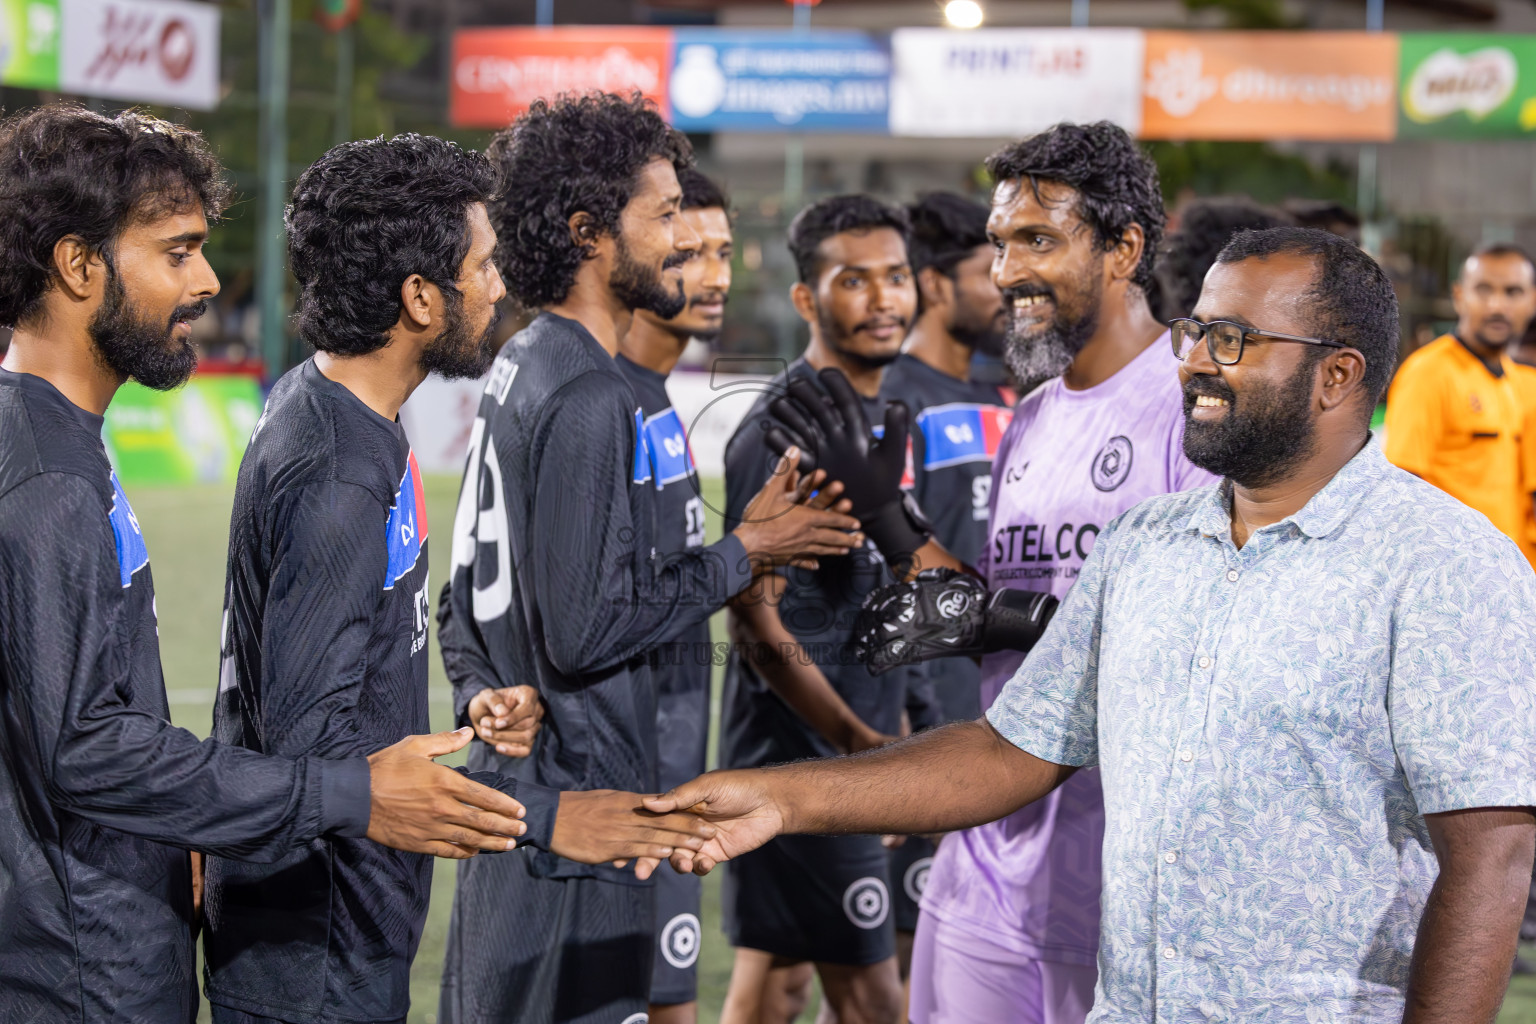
[420,286,501,380]
[950,300,1008,359]
[1181,353,1321,489]
[816,301,907,372]
[1001,263,1103,393]
[611,232,689,320]
[88,269,205,391]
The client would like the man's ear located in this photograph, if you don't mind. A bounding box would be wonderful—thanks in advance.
[1106,223,1146,286]
[1450,279,1465,320]
[568,211,603,260]
[790,281,817,326]
[398,274,438,331]
[52,236,105,301]
[1319,347,1369,412]
[917,266,953,313]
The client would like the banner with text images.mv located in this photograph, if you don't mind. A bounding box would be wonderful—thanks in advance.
[890,28,1144,138]
[0,0,219,109]
[669,28,889,133]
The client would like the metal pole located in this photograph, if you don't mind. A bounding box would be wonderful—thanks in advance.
[792,0,810,32]
[257,0,291,383]
[1071,0,1089,28]
[1359,0,1384,254]
[787,1,808,214]
[333,25,354,147]
[535,0,552,28]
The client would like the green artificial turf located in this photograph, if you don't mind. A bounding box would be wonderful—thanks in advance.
[131,474,1532,1023]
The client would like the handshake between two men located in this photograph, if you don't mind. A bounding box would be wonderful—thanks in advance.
[441,367,1060,878]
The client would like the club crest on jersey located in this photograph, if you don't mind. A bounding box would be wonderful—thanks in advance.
[1090,435,1134,492]
[108,469,148,588]
[915,403,1013,470]
[660,912,702,969]
[385,450,428,589]
[640,407,697,489]
[842,876,890,930]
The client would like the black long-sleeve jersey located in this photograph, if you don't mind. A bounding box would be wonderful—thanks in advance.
[0,368,371,1024]
[615,355,711,793]
[719,359,919,769]
[205,360,555,1024]
[879,352,1015,725]
[439,313,751,883]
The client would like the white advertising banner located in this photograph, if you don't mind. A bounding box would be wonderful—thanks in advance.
[890,28,1144,138]
[61,0,220,111]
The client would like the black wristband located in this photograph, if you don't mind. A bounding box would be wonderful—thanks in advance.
[860,495,932,572]
[980,589,1058,654]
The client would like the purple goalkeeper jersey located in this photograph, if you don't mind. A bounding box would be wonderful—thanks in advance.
[919,336,1216,967]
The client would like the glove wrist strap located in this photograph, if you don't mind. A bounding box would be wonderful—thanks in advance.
[980,588,1057,654]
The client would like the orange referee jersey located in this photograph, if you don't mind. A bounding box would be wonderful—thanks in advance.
[1384,333,1536,566]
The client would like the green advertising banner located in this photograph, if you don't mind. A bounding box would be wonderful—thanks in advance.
[1399,33,1536,138]
[0,0,58,89]
[103,375,265,486]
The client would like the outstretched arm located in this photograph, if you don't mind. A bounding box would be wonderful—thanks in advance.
[643,718,1072,874]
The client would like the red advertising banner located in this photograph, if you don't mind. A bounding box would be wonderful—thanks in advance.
[451,27,672,128]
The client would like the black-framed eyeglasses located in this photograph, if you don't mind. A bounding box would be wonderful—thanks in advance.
[1169,318,1347,366]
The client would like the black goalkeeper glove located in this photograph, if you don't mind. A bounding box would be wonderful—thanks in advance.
[762,367,931,566]
[852,568,1058,676]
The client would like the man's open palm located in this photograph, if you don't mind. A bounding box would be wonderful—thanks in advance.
[642,770,785,875]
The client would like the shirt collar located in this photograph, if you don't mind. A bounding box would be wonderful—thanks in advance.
[1181,437,1388,541]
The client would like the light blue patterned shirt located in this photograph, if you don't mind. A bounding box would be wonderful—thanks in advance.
[988,440,1536,1023]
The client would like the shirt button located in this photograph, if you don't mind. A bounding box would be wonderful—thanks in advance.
[1198,656,1212,669]
[1164,851,1178,863]
[1179,749,1193,762]
[1226,569,1239,582]
[1163,946,1177,959]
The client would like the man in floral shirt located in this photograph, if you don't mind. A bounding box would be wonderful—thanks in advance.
[647,226,1536,1023]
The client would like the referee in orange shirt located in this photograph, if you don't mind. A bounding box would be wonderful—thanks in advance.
[1385,242,1536,566]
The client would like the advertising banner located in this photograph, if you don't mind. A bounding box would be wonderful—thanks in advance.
[668,29,889,132]
[1399,34,1536,138]
[60,0,220,110]
[1141,31,1398,141]
[0,0,59,88]
[889,28,1144,138]
[104,375,264,486]
[451,26,671,128]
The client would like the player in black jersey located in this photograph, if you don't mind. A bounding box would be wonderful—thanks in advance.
[437,93,862,1024]
[616,167,733,1024]
[878,193,1014,992]
[203,135,714,1024]
[718,194,922,1024]
[0,106,534,1024]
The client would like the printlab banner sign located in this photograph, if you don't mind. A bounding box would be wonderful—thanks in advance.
[451,26,671,128]
[889,28,1144,138]
[668,29,889,133]
[1398,34,1536,138]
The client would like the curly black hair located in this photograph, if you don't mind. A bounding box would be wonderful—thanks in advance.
[907,191,990,277]
[1217,226,1399,405]
[786,194,911,285]
[486,92,693,309]
[985,121,1165,295]
[1155,198,1291,323]
[680,167,730,216]
[0,104,230,328]
[286,134,497,357]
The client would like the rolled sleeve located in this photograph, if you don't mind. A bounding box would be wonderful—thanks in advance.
[1390,535,1536,815]
[985,522,1114,768]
